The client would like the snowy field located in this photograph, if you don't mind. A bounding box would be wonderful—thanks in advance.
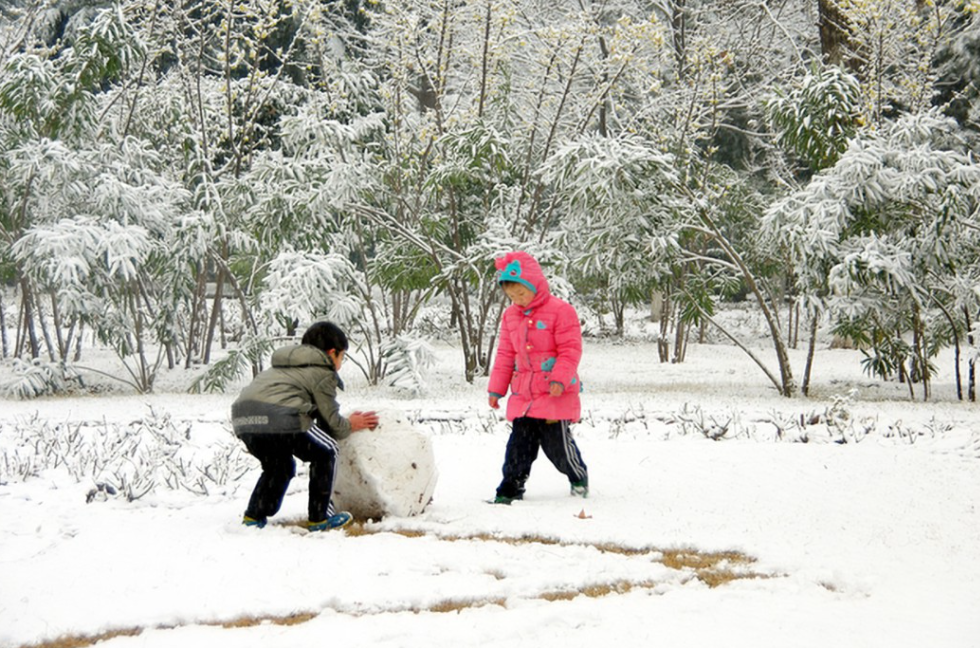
[2,333,979,648]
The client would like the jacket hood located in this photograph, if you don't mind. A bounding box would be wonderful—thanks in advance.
[270,344,333,369]
[495,251,550,303]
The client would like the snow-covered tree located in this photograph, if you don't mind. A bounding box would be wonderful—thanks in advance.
[831,0,965,124]
[765,110,980,401]
[0,5,152,367]
[351,0,667,380]
[620,0,818,370]
[539,132,680,336]
[3,0,977,400]
[8,138,190,393]
[765,63,864,394]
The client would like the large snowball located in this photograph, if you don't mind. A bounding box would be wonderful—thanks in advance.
[332,413,438,519]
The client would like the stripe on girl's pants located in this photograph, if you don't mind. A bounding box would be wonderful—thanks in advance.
[560,420,587,481]
[306,424,339,516]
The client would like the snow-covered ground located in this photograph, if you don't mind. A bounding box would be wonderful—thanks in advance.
[2,336,979,648]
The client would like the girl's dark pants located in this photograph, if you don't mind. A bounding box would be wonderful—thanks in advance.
[239,424,339,522]
[496,417,588,499]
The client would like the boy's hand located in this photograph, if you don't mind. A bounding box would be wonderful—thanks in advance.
[488,395,500,409]
[350,410,379,431]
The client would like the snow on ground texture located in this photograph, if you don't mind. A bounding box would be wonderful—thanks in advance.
[1,339,979,648]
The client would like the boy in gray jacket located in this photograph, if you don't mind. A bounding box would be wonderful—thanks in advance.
[232,321,378,531]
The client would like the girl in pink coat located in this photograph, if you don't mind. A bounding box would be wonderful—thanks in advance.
[488,251,589,504]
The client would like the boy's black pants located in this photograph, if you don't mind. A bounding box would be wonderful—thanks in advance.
[496,417,588,499]
[239,424,340,522]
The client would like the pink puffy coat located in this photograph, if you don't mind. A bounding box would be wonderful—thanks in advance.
[488,252,583,422]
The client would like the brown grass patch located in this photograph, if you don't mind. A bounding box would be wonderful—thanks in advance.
[25,611,329,648]
[346,526,773,588]
[20,528,774,648]
[660,548,770,588]
[219,611,320,628]
[20,629,142,648]
[539,579,659,601]
[421,597,507,613]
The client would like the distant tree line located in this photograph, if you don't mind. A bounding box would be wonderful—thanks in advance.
[1,0,978,399]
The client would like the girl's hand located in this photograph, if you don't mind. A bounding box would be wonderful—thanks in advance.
[350,411,379,431]
[549,382,564,397]
[488,395,500,409]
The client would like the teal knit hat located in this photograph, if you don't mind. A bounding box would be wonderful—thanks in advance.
[497,259,537,293]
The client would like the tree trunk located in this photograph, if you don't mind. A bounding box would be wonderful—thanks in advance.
[658,289,672,363]
[202,268,226,365]
[936,300,962,400]
[613,296,625,337]
[672,316,688,363]
[801,312,819,396]
[0,290,8,358]
[185,270,207,369]
[817,0,849,67]
[787,299,802,349]
[912,305,930,401]
[693,210,797,396]
[73,321,85,362]
[966,306,976,402]
[34,292,56,362]
[17,278,41,359]
[970,360,976,402]
[49,291,67,360]
[670,0,688,80]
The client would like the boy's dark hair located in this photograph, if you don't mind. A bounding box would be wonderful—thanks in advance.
[301,321,349,353]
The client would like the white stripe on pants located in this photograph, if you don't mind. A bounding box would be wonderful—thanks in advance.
[307,424,340,517]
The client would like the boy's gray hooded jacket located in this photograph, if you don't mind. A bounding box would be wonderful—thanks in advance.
[231,344,352,439]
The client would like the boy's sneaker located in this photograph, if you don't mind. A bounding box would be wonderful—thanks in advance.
[242,516,267,528]
[492,494,522,505]
[570,481,589,498]
[308,512,353,531]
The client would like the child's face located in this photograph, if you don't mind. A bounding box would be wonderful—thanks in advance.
[502,283,534,307]
[328,349,345,371]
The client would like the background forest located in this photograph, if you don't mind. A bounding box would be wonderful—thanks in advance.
[2,0,980,400]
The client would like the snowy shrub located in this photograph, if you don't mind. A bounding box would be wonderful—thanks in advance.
[539,133,680,337]
[0,414,89,482]
[762,409,814,443]
[821,389,875,444]
[410,302,456,340]
[0,409,253,501]
[761,392,876,444]
[667,397,885,444]
[882,417,946,445]
[0,358,84,399]
[383,335,435,395]
[407,409,503,436]
[603,405,651,439]
[668,404,744,441]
